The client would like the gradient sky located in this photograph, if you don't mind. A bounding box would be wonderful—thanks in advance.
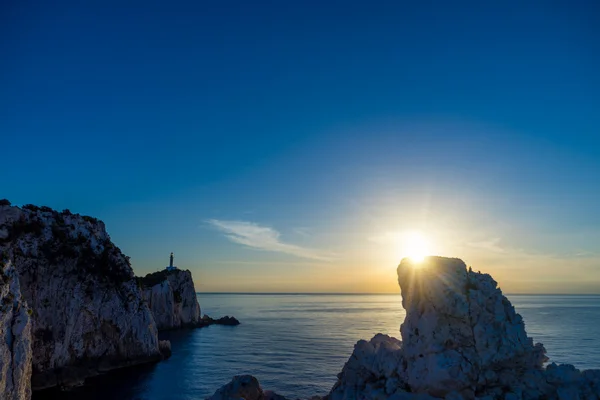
[2,1,599,293]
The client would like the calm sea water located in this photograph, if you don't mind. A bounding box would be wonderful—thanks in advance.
[35,294,600,400]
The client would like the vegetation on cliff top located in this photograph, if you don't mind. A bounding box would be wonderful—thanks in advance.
[1,204,132,283]
[137,269,179,288]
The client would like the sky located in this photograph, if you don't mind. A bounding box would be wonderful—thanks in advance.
[1,1,599,293]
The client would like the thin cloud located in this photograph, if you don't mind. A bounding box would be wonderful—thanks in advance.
[206,219,334,261]
[293,227,312,238]
[467,237,505,253]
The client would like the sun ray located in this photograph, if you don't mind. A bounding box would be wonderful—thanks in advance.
[401,232,430,263]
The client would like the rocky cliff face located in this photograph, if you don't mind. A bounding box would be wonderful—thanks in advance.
[140,269,201,330]
[0,260,32,400]
[0,203,162,390]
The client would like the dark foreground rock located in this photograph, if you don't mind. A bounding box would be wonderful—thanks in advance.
[210,257,600,400]
[206,375,289,400]
[158,340,172,359]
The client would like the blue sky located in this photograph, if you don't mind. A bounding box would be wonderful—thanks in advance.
[2,1,599,292]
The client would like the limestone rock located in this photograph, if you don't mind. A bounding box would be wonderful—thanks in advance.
[327,334,407,400]
[140,269,201,330]
[0,204,162,390]
[397,257,547,396]
[323,256,600,400]
[0,260,33,400]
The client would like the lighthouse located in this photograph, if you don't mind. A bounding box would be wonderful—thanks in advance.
[166,252,178,271]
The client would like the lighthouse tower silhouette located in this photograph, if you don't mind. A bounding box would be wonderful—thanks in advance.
[166,252,178,271]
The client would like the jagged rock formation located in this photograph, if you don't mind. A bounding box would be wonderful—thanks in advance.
[398,257,548,397]
[139,269,201,330]
[0,260,33,400]
[327,333,406,400]
[326,256,600,400]
[0,203,164,390]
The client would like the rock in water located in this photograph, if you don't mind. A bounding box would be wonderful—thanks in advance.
[139,269,201,330]
[0,260,33,400]
[206,375,266,400]
[206,375,291,400]
[200,315,241,327]
[0,204,163,390]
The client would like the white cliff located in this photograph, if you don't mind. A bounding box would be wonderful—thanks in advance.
[0,203,164,390]
[140,269,201,330]
[0,260,33,400]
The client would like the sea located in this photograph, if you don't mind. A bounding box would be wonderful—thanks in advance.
[34,294,600,400]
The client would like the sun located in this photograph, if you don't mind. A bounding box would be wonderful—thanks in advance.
[402,232,430,263]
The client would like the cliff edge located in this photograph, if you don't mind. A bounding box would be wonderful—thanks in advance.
[138,269,201,331]
[0,203,163,390]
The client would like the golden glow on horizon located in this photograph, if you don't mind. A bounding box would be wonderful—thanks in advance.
[402,232,431,263]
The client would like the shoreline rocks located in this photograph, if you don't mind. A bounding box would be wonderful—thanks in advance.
[198,314,240,327]
[138,269,240,331]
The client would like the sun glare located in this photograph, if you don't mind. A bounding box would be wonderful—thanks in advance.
[402,232,430,263]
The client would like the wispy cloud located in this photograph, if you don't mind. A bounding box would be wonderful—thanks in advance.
[466,237,505,253]
[293,227,312,238]
[206,219,334,261]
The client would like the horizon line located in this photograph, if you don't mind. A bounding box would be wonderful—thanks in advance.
[195,292,600,296]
